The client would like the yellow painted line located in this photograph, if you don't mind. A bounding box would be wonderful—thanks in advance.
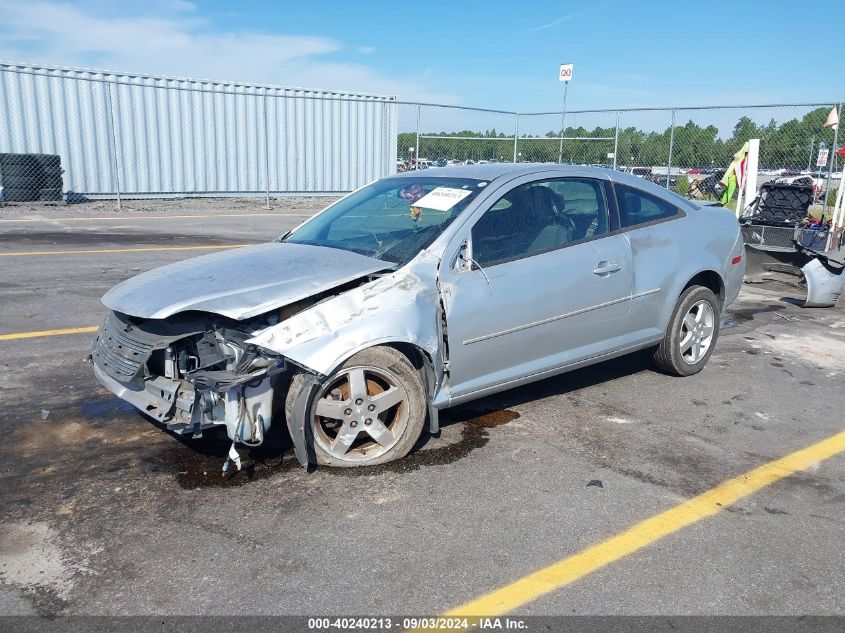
[445,429,845,618]
[0,213,313,223]
[0,244,248,257]
[0,326,99,341]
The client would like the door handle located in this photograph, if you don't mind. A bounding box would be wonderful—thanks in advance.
[593,261,622,275]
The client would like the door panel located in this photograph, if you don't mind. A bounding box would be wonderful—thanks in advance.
[441,236,633,398]
[614,183,686,340]
[440,175,637,400]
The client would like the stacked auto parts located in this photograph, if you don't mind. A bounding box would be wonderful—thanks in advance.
[740,182,845,307]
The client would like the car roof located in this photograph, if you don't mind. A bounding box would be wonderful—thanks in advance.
[388,162,551,180]
[388,162,661,187]
[395,162,650,181]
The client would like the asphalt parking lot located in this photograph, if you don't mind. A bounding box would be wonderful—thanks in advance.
[0,199,844,619]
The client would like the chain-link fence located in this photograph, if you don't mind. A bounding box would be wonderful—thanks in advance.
[1,62,842,214]
[397,102,843,215]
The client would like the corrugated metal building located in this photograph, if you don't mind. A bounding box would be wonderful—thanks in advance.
[0,61,398,196]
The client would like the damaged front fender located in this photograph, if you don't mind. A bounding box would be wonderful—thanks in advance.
[247,252,444,378]
[247,252,448,466]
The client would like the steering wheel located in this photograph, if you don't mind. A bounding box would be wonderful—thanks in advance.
[557,212,577,234]
[551,194,578,234]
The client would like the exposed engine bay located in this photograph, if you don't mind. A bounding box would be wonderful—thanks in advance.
[90,285,361,473]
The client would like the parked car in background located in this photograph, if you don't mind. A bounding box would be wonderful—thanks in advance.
[623,166,652,178]
[650,174,677,189]
[92,164,744,470]
[687,170,726,199]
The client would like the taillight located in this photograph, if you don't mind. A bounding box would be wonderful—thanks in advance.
[731,256,742,265]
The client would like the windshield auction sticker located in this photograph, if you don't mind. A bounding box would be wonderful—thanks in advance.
[414,187,473,211]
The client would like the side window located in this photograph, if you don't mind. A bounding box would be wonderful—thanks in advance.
[616,184,681,228]
[471,178,608,266]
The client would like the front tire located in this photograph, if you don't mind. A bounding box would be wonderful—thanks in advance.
[653,285,720,376]
[285,346,426,467]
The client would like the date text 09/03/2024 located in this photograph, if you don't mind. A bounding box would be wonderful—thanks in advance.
[307,617,528,630]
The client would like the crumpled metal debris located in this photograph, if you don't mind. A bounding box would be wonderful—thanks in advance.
[222,444,242,475]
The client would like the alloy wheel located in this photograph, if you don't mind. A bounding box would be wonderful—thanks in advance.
[679,299,715,364]
[312,365,409,462]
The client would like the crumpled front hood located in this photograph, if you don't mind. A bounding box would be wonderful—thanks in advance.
[101,242,390,320]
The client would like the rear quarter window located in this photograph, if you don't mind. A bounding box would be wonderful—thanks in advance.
[615,184,683,228]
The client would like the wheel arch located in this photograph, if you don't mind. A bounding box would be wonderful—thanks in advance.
[315,337,435,379]
[385,341,434,374]
[682,269,725,307]
[655,267,726,337]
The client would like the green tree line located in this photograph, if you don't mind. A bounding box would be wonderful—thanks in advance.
[398,107,841,169]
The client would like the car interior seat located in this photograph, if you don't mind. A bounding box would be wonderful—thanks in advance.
[472,187,532,263]
[526,186,573,253]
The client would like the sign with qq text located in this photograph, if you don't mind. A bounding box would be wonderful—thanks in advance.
[559,64,574,82]
[816,148,829,167]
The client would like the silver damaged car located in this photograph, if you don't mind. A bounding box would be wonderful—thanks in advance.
[92,165,745,469]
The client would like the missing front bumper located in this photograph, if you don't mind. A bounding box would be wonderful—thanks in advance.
[92,361,197,428]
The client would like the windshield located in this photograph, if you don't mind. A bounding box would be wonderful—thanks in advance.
[283,177,486,266]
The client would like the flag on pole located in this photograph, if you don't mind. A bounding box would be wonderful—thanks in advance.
[823,106,839,131]
[837,144,845,157]
[720,141,749,206]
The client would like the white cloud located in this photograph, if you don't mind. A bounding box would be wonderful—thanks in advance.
[523,14,582,33]
[0,0,458,102]
[520,3,611,34]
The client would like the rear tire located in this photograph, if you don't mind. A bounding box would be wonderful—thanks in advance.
[653,285,720,376]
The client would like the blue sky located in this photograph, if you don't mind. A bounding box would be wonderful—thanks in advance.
[1,0,842,111]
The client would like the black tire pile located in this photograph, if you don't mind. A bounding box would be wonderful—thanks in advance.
[0,153,64,202]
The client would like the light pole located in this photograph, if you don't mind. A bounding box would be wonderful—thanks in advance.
[557,63,573,164]
[807,136,815,172]
[557,82,569,164]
